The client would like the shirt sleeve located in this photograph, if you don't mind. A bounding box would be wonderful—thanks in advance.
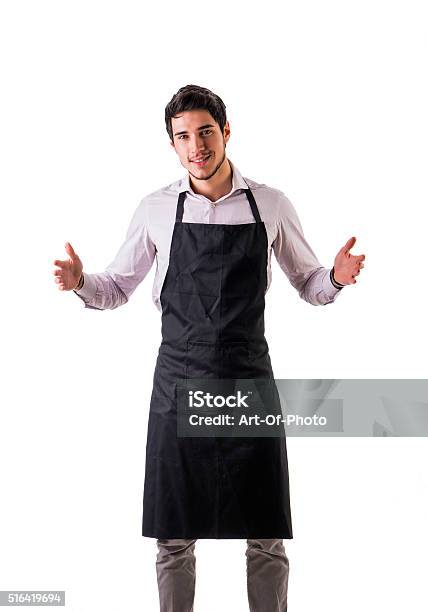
[73,197,156,310]
[272,191,343,306]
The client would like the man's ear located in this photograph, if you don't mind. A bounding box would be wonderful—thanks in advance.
[170,139,175,150]
[224,120,231,144]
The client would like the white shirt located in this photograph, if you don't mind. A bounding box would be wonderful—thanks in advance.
[74,159,342,311]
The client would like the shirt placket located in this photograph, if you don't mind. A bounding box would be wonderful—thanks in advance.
[208,200,217,222]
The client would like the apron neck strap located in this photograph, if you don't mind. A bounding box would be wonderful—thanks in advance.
[176,191,187,222]
[244,188,262,223]
[175,188,262,223]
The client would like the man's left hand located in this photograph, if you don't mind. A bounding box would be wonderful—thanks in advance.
[333,237,365,285]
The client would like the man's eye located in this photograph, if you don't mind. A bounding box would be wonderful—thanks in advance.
[177,130,212,140]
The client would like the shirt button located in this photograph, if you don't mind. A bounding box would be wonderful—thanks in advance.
[211,203,216,209]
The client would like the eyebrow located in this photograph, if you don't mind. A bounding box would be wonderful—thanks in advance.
[173,124,216,137]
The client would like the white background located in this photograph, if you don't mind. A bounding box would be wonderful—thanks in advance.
[1,0,427,610]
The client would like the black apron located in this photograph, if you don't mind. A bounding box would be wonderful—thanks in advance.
[142,186,293,539]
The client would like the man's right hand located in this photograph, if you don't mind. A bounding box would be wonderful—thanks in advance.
[53,242,84,291]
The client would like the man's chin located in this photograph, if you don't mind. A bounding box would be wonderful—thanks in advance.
[191,166,212,176]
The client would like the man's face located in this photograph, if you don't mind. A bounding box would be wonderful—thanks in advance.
[170,109,230,181]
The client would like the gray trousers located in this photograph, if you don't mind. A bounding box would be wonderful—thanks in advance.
[156,538,289,611]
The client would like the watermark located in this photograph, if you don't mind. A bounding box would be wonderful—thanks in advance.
[177,379,341,437]
[188,412,327,427]
[0,592,65,606]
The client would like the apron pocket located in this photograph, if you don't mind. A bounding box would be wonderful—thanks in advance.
[185,340,250,379]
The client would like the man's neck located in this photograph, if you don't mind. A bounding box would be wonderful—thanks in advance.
[188,157,233,202]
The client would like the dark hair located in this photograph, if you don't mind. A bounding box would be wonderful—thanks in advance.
[165,84,227,141]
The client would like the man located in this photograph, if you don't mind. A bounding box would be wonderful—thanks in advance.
[53,84,365,611]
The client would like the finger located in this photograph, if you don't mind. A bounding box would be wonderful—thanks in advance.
[55,276,63,284]
[65,242,78,262]
[359,262,364,269]
[53,269,62,276]
[53,259,68,268]
[350,254,365,265]
[342,236,356,254]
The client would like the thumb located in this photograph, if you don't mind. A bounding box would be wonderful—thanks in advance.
[342,236,356,254]
[65,241,78,262]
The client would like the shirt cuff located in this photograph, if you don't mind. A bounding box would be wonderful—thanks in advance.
[321,268,343,301]
[329,267,346,290]
[73,273,97,301]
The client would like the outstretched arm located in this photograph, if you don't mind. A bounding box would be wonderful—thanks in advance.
[52,198,156,310]
[272,193,365,305]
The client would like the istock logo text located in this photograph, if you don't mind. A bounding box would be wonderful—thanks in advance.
[188,390,250,408]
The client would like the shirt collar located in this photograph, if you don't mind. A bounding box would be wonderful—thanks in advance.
[178,159,249,197]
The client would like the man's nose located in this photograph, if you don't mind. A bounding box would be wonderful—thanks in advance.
[189,134,206,155]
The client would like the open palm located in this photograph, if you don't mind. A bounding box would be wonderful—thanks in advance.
[52,242,83,291]
[333,237,365,285]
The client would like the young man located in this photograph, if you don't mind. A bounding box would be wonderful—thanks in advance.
[53,84,365,611]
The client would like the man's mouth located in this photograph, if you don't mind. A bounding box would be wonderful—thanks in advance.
[190,153,212,167]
